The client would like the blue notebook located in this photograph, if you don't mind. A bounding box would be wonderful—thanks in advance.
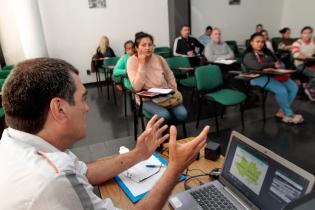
[114,152,186,203]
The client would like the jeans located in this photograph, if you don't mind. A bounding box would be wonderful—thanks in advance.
[296,64,315,89]
[251,76,298,116]
[142,102,188,124]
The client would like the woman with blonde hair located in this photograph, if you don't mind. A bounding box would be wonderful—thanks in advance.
[96,35,116,58]
[92,36,116,72]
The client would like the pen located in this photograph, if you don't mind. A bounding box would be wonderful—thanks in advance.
[145,164,165,168]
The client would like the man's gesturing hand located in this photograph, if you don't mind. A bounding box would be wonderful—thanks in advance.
[168,125,209,175]
[134,115,169,161]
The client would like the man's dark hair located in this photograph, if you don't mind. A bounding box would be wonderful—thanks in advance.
[256,24,263,28]
[301,26,313,33]
[279,27,290,34]
[2,58,79,134]
[134,32,154,48]
[206,26,213,31]
[180,25,190,31]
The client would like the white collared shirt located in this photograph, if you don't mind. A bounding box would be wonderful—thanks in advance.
[0,128,119,210]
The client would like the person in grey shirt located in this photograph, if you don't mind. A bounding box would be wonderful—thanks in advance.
[198,26,212,46]
[204,28,234,62]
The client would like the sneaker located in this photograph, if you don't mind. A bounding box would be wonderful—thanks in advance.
[303,84,315,101]
[282,114,304,124]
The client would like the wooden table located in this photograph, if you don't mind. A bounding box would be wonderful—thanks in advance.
[98,138,225,210]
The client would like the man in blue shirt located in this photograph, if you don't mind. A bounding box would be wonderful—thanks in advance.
[198,26,213,46]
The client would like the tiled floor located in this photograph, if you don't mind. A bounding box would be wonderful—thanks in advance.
[70,84,315,175]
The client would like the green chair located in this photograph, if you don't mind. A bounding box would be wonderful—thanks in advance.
[166,56,191,79]
[154,47,172,58]
[195,65,247,136]
[271,37,282,52]
[226,40,242,63]
[99,57,120,104]
[2,65,14,71]
[166,56,197,106]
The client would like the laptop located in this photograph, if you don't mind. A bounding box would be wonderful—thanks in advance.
[169,131,315,210]
[283,190,315,210]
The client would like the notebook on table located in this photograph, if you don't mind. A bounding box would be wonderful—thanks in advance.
[169,131,315,210]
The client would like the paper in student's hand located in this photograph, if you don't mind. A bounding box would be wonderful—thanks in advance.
[147,88,173,94]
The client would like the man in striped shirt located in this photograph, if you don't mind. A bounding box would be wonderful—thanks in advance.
[0,58,209,210]
[292,26,315,101]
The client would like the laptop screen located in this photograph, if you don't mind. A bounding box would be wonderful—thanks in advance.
[221,135,311,210]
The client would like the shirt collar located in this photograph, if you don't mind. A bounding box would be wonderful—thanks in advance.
[4,127,61,153]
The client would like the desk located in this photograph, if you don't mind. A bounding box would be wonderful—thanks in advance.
[98,138,225,210]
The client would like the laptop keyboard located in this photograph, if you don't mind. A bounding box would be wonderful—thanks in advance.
[190,185,238,210]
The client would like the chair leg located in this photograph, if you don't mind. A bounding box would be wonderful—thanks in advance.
[189,88,195,108]
[106,72,110,100]
[141,115,145,131]
[182,123,187,138]
[240,103,245,131]
[262,90,267,122]
[214,103,220,137]
[196,96,203,128]
[111,78,117,105]
[133,108,138,141]
[124,90,127,117]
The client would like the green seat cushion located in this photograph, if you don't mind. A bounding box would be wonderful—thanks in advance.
[179,76,196,88]
[0,70,11,79]
[0,107,4,118]
[2,65,14,71]
[205,89,246,106]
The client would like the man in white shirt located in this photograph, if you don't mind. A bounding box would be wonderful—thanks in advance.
[0,58,209,210]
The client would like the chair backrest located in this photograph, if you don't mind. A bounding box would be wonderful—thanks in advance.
[166,56,191,68]
[271,37,282,52]
[195,65,223,92]
[154,47,172,58]
[226,40,240,57]
[103,57,120,66]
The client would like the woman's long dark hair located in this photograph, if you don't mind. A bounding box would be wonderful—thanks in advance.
[242,32,277,61]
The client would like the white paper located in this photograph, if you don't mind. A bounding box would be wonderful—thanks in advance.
[118,155,166,197]
[147,88,173,94]
[214,59,237,65]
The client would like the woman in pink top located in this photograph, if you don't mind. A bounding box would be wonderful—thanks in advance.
[127,32,187,124]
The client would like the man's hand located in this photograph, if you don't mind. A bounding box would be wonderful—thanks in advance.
[134,115,169,161]
[168,125,209,175]
[275,61,281,69]
[187,50,194,57]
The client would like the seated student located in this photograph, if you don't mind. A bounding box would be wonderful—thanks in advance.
[277,27,295,68]
[256,24,264,33]
[113,40,135,87]
[204,28,235,62]
[93,35,116,71]
[173,25,204,66]
[198,26,213,46]
[292,26,315,101]
[128,32,188,124]
[243,33,303,124]
[261,29,275,53]
[0,57,209,210]
[278,27,295,53]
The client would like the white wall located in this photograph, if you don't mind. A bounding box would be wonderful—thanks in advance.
[0,0,26,64]
[37,0,170,84]
[191,0,284,45]
[282,0,315,38]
